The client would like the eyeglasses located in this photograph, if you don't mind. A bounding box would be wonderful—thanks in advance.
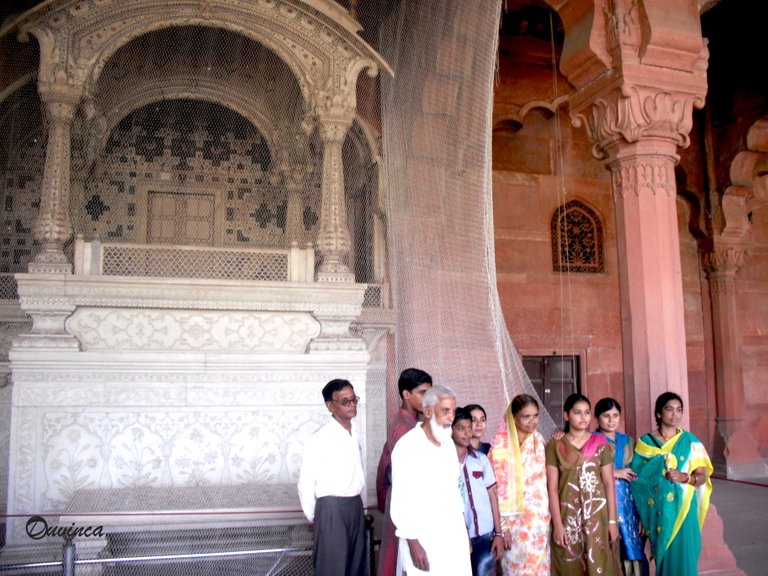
[333,395,360,407]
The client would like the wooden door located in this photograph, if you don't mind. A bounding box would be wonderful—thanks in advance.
[147,191,214,246]
[522,355,579,429]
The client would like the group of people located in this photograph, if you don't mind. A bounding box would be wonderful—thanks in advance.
[298,369,714,576]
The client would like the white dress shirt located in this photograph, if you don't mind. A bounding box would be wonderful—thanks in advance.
[297,416,365,522]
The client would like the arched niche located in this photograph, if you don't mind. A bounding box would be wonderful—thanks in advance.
[0,80,46,280]
[551,198,605,274]
[72,99,298,251]
[91,26,301,157]
[343,118,383,283]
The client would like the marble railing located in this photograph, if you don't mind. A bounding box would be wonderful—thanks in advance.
[73,237,316,283]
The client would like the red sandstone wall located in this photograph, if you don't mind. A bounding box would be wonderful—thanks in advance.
[492,108,625,418]
[491,32,719,447]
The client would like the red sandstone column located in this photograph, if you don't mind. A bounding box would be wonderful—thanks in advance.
[552,0,709,435]
[547,2,746,572]
[706,247,768,478]
[605,139,690,434]
[30,83,81,274]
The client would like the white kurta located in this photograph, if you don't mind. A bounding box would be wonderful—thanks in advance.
[390,423,471,575]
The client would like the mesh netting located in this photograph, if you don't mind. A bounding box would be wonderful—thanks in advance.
[0,0,552,572]
[379,0,553,434]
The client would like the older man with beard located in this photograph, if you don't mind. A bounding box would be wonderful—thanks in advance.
[390,385,471,575]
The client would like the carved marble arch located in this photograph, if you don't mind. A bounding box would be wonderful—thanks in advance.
[89,25,300,160]
[18,0,391,115]
[343,118,383,283]
[551,198,605,274]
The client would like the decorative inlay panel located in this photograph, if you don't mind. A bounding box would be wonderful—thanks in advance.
[31,407,335,509]
[67,308,320,352]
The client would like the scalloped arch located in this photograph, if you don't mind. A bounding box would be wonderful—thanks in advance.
[493,95,570,133]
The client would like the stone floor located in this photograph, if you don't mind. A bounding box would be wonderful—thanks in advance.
[711,477,768,576]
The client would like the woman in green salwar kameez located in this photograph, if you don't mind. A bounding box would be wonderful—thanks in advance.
[630,392,713,576]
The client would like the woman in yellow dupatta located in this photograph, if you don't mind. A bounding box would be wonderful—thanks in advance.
[489,394,550,576]
[630,392,713,576]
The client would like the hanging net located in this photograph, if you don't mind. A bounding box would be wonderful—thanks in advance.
[0,0,552,572]
[379,0,552,436]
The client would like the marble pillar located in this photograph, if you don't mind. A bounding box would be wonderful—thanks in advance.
[29,84,81,275]
[315,116,355,282]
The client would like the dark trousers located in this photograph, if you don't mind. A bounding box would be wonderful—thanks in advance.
[313,495,366,576]
[470,532,496,576]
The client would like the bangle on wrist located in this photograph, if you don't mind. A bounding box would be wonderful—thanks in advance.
[493,531,504,538]
[608,520,617,524]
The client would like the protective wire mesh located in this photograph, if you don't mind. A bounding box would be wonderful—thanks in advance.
[380,0,555,436]
[0,0,552,572]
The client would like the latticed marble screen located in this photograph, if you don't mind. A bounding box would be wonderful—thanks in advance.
[0,84,45,277]
[551,199,604,274]
[76,100,319,249]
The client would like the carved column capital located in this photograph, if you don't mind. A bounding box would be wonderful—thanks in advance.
[573,86,704,161]
[318,114,355,145]
[314,79,358,126]
[38,81,83,110]
[705,247,746,296]
[609,154,676,199]
[705,247,746,276]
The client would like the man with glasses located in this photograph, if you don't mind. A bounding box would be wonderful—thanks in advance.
[298,379,366,576]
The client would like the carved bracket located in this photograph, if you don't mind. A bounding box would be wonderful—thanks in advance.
[719,117,768,241]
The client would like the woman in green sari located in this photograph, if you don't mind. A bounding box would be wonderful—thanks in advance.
[630,392,713,576]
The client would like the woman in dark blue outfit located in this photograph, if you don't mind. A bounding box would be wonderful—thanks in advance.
[595,398,649,576]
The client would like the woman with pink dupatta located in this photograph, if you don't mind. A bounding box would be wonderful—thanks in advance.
[489,394,550,575]
[546,393,619,575]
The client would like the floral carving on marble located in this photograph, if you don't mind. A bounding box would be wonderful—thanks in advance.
[316,116,355,280]
[30,89,81,272]
[29,406,338,508]
[44,423,102,507]
[66,308,320,352]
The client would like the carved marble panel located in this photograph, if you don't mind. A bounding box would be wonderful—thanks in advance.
[67,308,320,352]
[5,350,375,547]
[30,405,358,510]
